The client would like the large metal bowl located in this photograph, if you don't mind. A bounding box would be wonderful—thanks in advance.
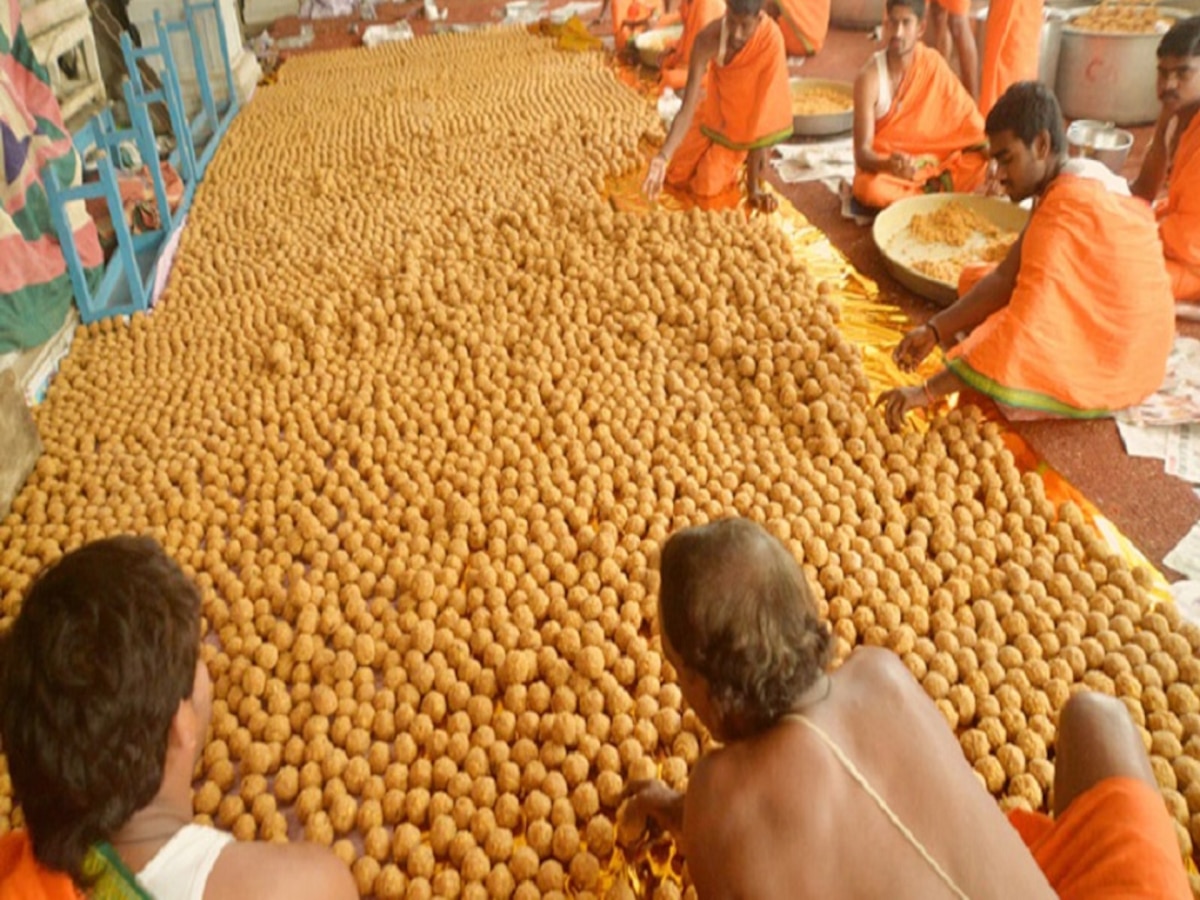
[634,24,683,69]
[789,78,854,137]
[972,6,1068,91]
[873,194,1030,307]
[1066,119,1134,173]
[1056,6,1185,125]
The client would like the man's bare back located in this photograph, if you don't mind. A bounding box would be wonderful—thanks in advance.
[680,648,1056,898]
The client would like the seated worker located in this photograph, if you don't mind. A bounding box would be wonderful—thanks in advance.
[1131,15,1200,307]
[601,0,664,52]
[622,517,1193,899]
[927,0,978,100]
[0,536,357,900]
[642,0,793,211]
[660,0,727,91]
[765,0,830,58]
[852,0,988,210]
[878,82,1175,427]
[978,0,1045,115]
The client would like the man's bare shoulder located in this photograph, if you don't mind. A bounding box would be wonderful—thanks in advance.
[854,52,880,90]
[203,840,357,900]
[693,18,723,54]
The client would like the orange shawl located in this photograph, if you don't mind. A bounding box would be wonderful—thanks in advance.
[698,16,793,151]
[777,0,830,55]
[979,0,1044,114]
[660,0,726,90]
[0,832,79,900]
[873,43,986,161]
[947,174,1175,416]
[1159,111,1200,303]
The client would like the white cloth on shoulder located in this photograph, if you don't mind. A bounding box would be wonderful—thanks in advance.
[136,824,235,900]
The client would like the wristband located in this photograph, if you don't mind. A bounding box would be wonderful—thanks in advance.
[925,320,942,344]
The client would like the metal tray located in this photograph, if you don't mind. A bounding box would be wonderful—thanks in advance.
[872,193,1030,307]
[789,78,854,137]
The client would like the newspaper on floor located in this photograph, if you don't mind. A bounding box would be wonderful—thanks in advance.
[1173,578,1200,623]
[770,138,854,192]
[503,0,548,22]
[1165,522,1200,580]
[1118,336,1200,427]
[550,1,602,22]
[363,21,415,46]
[1114,337,1200,496]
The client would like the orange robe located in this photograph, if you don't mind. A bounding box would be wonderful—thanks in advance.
[978,0,1044,115]
[776,0,830,56]
[1008,778,1192,900]
[852,44,988,209]
[666,16,793,199]
[1158,112,1200,304]
[0,832,79,900]
[612,0,663,50]
[945,174,1175,417]
[660,0,726,90]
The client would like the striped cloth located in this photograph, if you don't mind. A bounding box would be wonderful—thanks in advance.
[1,0,102,353]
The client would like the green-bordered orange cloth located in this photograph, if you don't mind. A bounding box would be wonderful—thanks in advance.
[776,0,829,56]
[945,174,1175,417]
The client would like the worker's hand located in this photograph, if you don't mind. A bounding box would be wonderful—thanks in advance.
[893,322,938,371]
[748,189,778,213]
[643,154,669,202]
[619,779,685,844]
[643,157,672,202]
[876,385,928,430]
[888,152,918,181]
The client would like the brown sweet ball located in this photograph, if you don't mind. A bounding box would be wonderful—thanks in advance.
[526,818,555,857]
[408,843,437,880]
[367,863,404,900]
[960,729,990,764]
[995,744,1027,780]
[1151,755,1178,791]
[975,756,1006,794]
[353,856,382,897]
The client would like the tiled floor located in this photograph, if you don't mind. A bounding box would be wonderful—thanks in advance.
[265,6,1200,577]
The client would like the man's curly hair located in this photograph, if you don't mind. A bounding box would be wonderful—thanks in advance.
[0,536,200,884]
[658,518,832,738]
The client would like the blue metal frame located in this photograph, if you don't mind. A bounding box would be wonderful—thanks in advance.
[42,0,242,324]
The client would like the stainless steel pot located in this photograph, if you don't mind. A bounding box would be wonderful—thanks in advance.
[830,0,885,30]
[971,6,1066,92]
[1055,6,1185,125]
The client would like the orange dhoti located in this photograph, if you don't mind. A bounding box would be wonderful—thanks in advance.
[660,0,726,90]
[852,44,988,209]
[0,832,79,900]
[979,0,1044,115]
[1158,113,1200,305]
[945,174,1175,416]
[667,15,793,199]
[1008,778,1192,899]
[776,0,830,56]
[612,0,663,50]
[931,0,970,16]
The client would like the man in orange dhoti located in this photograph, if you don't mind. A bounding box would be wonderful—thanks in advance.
[660,0,727,90]
[928,0,977,98]
[1131,16,1200,308]
[765,0,830,57]
[978,0,1044,114]
[852,0,988,209]
[879,83,1175,426]
[643,0,793,209]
